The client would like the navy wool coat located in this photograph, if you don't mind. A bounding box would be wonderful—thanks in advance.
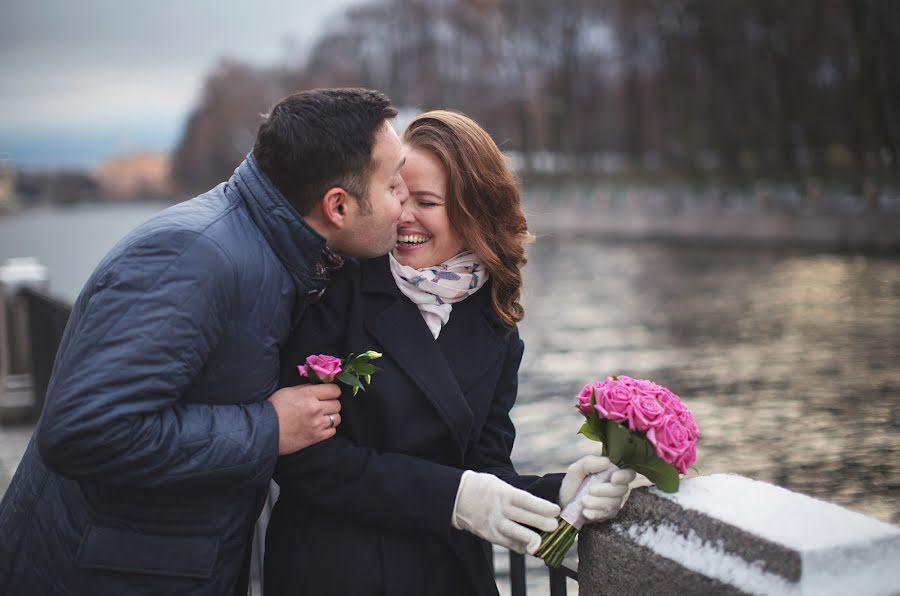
[0,156,331,595]
[265,256,563,596]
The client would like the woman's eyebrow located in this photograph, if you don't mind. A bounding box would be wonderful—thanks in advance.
[410,190,445,200]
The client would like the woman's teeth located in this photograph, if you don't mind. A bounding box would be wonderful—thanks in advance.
[398,235,429,244]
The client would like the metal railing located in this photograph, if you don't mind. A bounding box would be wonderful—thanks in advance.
[21,287,70,415]
[509,550,578,596]
[248,483,578,596]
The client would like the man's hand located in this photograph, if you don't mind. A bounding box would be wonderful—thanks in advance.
[268,384,342,455]
[452,471,560,555]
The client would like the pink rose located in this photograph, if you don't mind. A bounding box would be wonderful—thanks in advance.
[672,441,697,474]
[627,393,667,432]
[303,354,342,382]
[577,384,595,418]
[660,391,687,415]
[615,375,640,389]
[646,415,693,466]
[593,378,633,424]
[677,409,699,440]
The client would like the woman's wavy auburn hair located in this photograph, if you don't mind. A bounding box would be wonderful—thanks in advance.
[403,110,533,328]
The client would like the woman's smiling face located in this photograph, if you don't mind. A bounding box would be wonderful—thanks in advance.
[393,147,466,269]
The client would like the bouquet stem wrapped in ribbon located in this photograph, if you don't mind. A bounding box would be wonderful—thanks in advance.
[534,375,699,568]
[297,351,382,395]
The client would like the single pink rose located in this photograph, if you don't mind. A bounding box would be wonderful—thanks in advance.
[677,409,700,440]
[672,441,697,474]
[304,354,343,383]
[661,392,687,415]
[615,375,640,389]
[593,378,633,424]
[577,384,595,418]
[627,393,667,432]
[629,377,656,391]
[646,415,693,466]
[656,385,677,401]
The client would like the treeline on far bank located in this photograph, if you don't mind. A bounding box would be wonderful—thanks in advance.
[172,0,900,197]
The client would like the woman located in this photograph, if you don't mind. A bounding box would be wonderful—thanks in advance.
[264,111,634,596]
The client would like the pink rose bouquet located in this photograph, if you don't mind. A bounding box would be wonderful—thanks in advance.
[297,350,382,396]
[534,375,699,567]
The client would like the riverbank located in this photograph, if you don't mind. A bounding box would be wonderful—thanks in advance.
[527,204,900,252]
[522,182,900,252]
[5,186,899,252]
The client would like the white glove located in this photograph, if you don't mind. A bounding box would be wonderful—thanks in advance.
[559,455,637,522]
[452,471,561,554]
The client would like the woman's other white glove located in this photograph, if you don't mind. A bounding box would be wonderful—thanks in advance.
[452,470,560,554]
[558,455,637,522]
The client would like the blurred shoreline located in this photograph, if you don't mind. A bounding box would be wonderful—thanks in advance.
[3,191,900,254]
[523,186,900,252]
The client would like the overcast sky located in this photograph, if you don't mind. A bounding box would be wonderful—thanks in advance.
[0,0,359,167]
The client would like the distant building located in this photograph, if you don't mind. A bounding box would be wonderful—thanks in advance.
[14,170,102,206]
[0,165,16,210]
[93,152,174,200]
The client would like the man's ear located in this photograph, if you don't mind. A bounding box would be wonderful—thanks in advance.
[321,187,352,229]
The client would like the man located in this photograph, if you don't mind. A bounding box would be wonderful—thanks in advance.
[0,88,408,595]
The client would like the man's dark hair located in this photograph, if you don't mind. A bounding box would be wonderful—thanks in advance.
[253,88,397,216]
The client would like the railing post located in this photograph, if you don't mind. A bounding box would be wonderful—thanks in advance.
[0,258,49,423]
[509,551,527,596]
[548,566,568,596]
[0,258,48,377]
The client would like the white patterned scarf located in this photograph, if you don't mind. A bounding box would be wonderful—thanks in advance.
[388,251,488,339]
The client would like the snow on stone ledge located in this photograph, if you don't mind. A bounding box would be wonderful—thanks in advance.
[646,474,900,595]
[653,473,898,552]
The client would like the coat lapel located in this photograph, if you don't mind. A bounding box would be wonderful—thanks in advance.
[436,286,507,394]
[361,258,474,460]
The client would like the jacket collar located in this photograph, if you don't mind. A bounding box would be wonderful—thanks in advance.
[225,154,329,294]
[361,256,507,460]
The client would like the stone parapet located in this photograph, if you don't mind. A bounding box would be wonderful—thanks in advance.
[578,474,900,595]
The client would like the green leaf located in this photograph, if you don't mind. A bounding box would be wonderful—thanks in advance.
[348,363,379,375]
[577,420,603,442]
[631,458,681,493]
[628,433,657,464]
[350,352,382,367]
[577,415,608,442]
[591,415,608,441]
[335,371,358,385]
[605,421,632,464]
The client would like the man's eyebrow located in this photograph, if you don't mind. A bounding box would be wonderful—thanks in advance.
[393,156,406,173]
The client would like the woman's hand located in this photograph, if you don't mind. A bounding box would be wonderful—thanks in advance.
[452,470,560,554]
[559,455,637,521]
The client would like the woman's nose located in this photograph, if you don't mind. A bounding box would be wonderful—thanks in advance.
[397,176,410,204]
[399,198,416,223]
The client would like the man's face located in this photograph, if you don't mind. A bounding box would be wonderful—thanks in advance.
[339,121,408,258]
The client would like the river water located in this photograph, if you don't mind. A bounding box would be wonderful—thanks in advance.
[1,203,898,529]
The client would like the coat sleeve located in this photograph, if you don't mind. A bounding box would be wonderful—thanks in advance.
[462,332,564,504]
[274,436,463,535]
[36,229,279,491]
[273,263,463,535]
